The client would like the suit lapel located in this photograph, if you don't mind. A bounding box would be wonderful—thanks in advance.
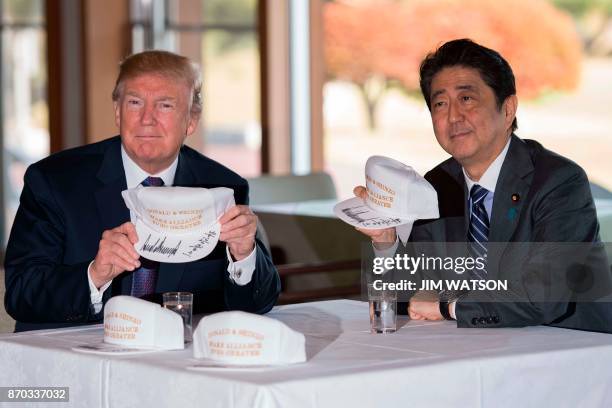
[172,149,198,187]
[156,149,198,293]
[489,135,534,255]
[93,137,131,295]
[438,159,469,242]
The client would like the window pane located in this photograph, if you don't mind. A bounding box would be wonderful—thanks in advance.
[1,0,44,24]
[203,29,260,177]
[175,29,261,177]
[166,0,257,26]
[322,0,612,199]
[2,27,48,243]
[202,0,256,26]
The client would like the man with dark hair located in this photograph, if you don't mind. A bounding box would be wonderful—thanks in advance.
[419,38,518,133]
[4,50,280,332]
[355,39,611,330]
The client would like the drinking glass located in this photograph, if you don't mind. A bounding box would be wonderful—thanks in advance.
[163,292,193,343]
[368,284,397,334]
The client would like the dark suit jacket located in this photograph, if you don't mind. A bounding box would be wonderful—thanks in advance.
[4,136,280,332]
[409,134,612,332]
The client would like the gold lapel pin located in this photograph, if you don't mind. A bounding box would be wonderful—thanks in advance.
[511,193,520,202]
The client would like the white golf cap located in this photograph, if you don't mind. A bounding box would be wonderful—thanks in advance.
[334,155,439,231]
[192,311,306,366]
[72,296,184,355]
[121,186,235,263]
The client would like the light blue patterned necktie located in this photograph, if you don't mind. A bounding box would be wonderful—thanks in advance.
[468,184,489,279]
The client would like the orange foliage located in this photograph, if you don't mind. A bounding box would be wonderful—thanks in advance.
[324,0,582,99]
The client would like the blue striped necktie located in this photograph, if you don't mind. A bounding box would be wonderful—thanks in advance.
[468,184,489,278]
[131,176,164,298]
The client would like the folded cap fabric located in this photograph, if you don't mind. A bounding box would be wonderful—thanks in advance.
[193,311,306,365]
[72,296,184,355]
[122,186,235,263]
[334,155,439,241]
[104,296,184,350]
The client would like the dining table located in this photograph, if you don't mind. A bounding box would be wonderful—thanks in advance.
[1,299,611,407]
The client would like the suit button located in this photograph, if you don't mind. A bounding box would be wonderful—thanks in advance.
[486,317,494,324]
[472,317,478,325]
[478,317,486,325]
[493,316,500,323]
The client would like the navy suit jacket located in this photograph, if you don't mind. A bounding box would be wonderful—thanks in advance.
[407,135,612,332]
[4,136,280,332]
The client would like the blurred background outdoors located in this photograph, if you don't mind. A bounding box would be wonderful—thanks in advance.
[1,0,612,239]
[323,0,612,198]
[0,0,611,333]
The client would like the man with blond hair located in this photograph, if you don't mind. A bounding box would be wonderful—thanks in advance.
[4,50,280,332]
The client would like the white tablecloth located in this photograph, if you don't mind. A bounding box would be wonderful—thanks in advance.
[1,300,612,408]
[252,199,336,218]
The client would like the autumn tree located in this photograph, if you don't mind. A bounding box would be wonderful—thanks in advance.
[554,0,612,55]
[324,0,583,130]
[324,1,417,130]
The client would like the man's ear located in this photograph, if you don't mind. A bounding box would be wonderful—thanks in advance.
[186,113,200,136]
[113,101,121,129]
[504,94,518,129]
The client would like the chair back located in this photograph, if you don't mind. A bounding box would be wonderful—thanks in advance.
[0,268,15,333]
[247,172,337,205]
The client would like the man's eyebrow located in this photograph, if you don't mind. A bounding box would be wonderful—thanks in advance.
[122,92,177,101]
[456,84,477,91]
[155,96,178,102]
[431,84,477,100]
[431,89,446,100]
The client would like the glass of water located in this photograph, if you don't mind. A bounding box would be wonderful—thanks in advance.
[368,284,397,334]
[163,292,193,343]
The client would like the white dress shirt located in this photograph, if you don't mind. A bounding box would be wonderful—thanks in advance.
[372,137,512,319]
[449,137,511,319]
[88,145,257,312]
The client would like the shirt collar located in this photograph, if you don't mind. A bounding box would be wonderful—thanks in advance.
[121,144,178,188]
[463,136,511,194]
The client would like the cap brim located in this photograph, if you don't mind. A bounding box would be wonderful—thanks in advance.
[71,342,167,356]
[134,220,221,263]
[333,197,416,230]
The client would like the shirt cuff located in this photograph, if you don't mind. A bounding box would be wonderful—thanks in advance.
[449,300,457,320]
[87,261,112,314]
[372,235,400,258]
[226,245,257,286]
[371,235,400,276]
